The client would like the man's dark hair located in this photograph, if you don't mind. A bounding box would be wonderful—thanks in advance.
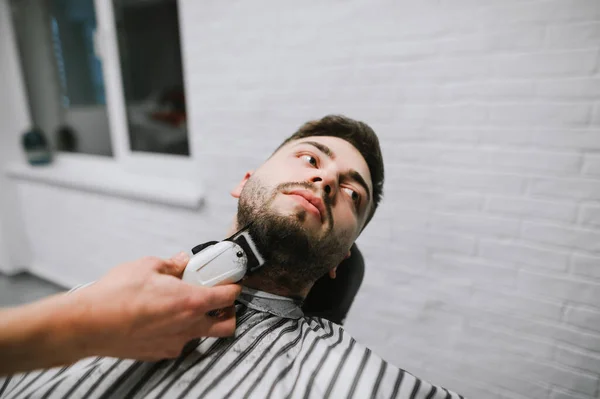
[277,115,384,226]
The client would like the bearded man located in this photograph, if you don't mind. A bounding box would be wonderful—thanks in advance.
[1,115,463,399]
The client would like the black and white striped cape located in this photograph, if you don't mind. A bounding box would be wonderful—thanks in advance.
[0,289,463,399]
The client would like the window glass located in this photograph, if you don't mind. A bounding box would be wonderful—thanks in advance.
[113,0,189,156]
[11,0,113,156]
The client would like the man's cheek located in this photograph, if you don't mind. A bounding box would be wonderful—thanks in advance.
[342,218,360,243]
[330,214,355,240]
[335,208,357,229]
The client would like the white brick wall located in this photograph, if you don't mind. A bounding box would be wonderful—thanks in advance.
[2,0,600,398]
[0,0,32,273]
[566,306,600,333]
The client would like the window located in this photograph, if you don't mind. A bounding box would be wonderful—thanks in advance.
[113,0,189,155]
[11,0,112,156]
[10,0,190,158]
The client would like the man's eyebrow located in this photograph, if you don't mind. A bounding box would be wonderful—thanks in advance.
[296,141,335,159]
[295,141,371,202]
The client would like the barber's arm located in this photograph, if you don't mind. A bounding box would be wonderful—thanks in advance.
[0,252,241,376]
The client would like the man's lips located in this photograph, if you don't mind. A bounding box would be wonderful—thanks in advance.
[285,189,326,222]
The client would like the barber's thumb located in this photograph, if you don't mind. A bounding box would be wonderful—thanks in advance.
[165,251,190,277]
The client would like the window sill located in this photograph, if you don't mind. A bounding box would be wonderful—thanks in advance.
[6,154,204,210]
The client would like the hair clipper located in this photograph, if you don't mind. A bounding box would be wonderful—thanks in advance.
[182,227,265,287]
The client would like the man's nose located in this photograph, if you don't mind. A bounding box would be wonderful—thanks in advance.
[310,170,338,200]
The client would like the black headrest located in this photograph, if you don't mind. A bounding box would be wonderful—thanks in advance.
[301,244,364,325]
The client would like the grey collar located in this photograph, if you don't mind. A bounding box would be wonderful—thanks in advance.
[237,287,304,319]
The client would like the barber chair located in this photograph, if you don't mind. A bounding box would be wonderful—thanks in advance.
[302,244,364,325]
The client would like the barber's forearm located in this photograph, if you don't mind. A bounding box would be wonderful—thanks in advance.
[0,254,240,376]
[0,293,91,375]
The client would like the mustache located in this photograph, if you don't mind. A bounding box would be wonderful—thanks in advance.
[276,181,333,225]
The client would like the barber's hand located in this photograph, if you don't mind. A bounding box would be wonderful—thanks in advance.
[69,253,241,361]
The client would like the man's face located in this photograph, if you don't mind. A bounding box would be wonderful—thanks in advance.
[233,136,373,285]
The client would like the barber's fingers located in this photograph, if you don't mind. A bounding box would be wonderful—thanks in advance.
[203,306,237,337]
[176,306,236,341]
[198,284,242,311]
[157,252,190,277]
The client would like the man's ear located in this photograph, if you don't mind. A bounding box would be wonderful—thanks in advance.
[231,171,253,198]
[329,250,351,279]
[329,266,337,279]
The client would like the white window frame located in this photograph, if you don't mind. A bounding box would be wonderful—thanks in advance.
[93,0,198,180]
[94,0,198,180]
[6,0,203,208]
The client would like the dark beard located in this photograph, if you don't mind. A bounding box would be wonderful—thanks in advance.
[237,177,350,293]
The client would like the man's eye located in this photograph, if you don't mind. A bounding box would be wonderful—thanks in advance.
[342,187,360,208]
[301,155,318,167]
